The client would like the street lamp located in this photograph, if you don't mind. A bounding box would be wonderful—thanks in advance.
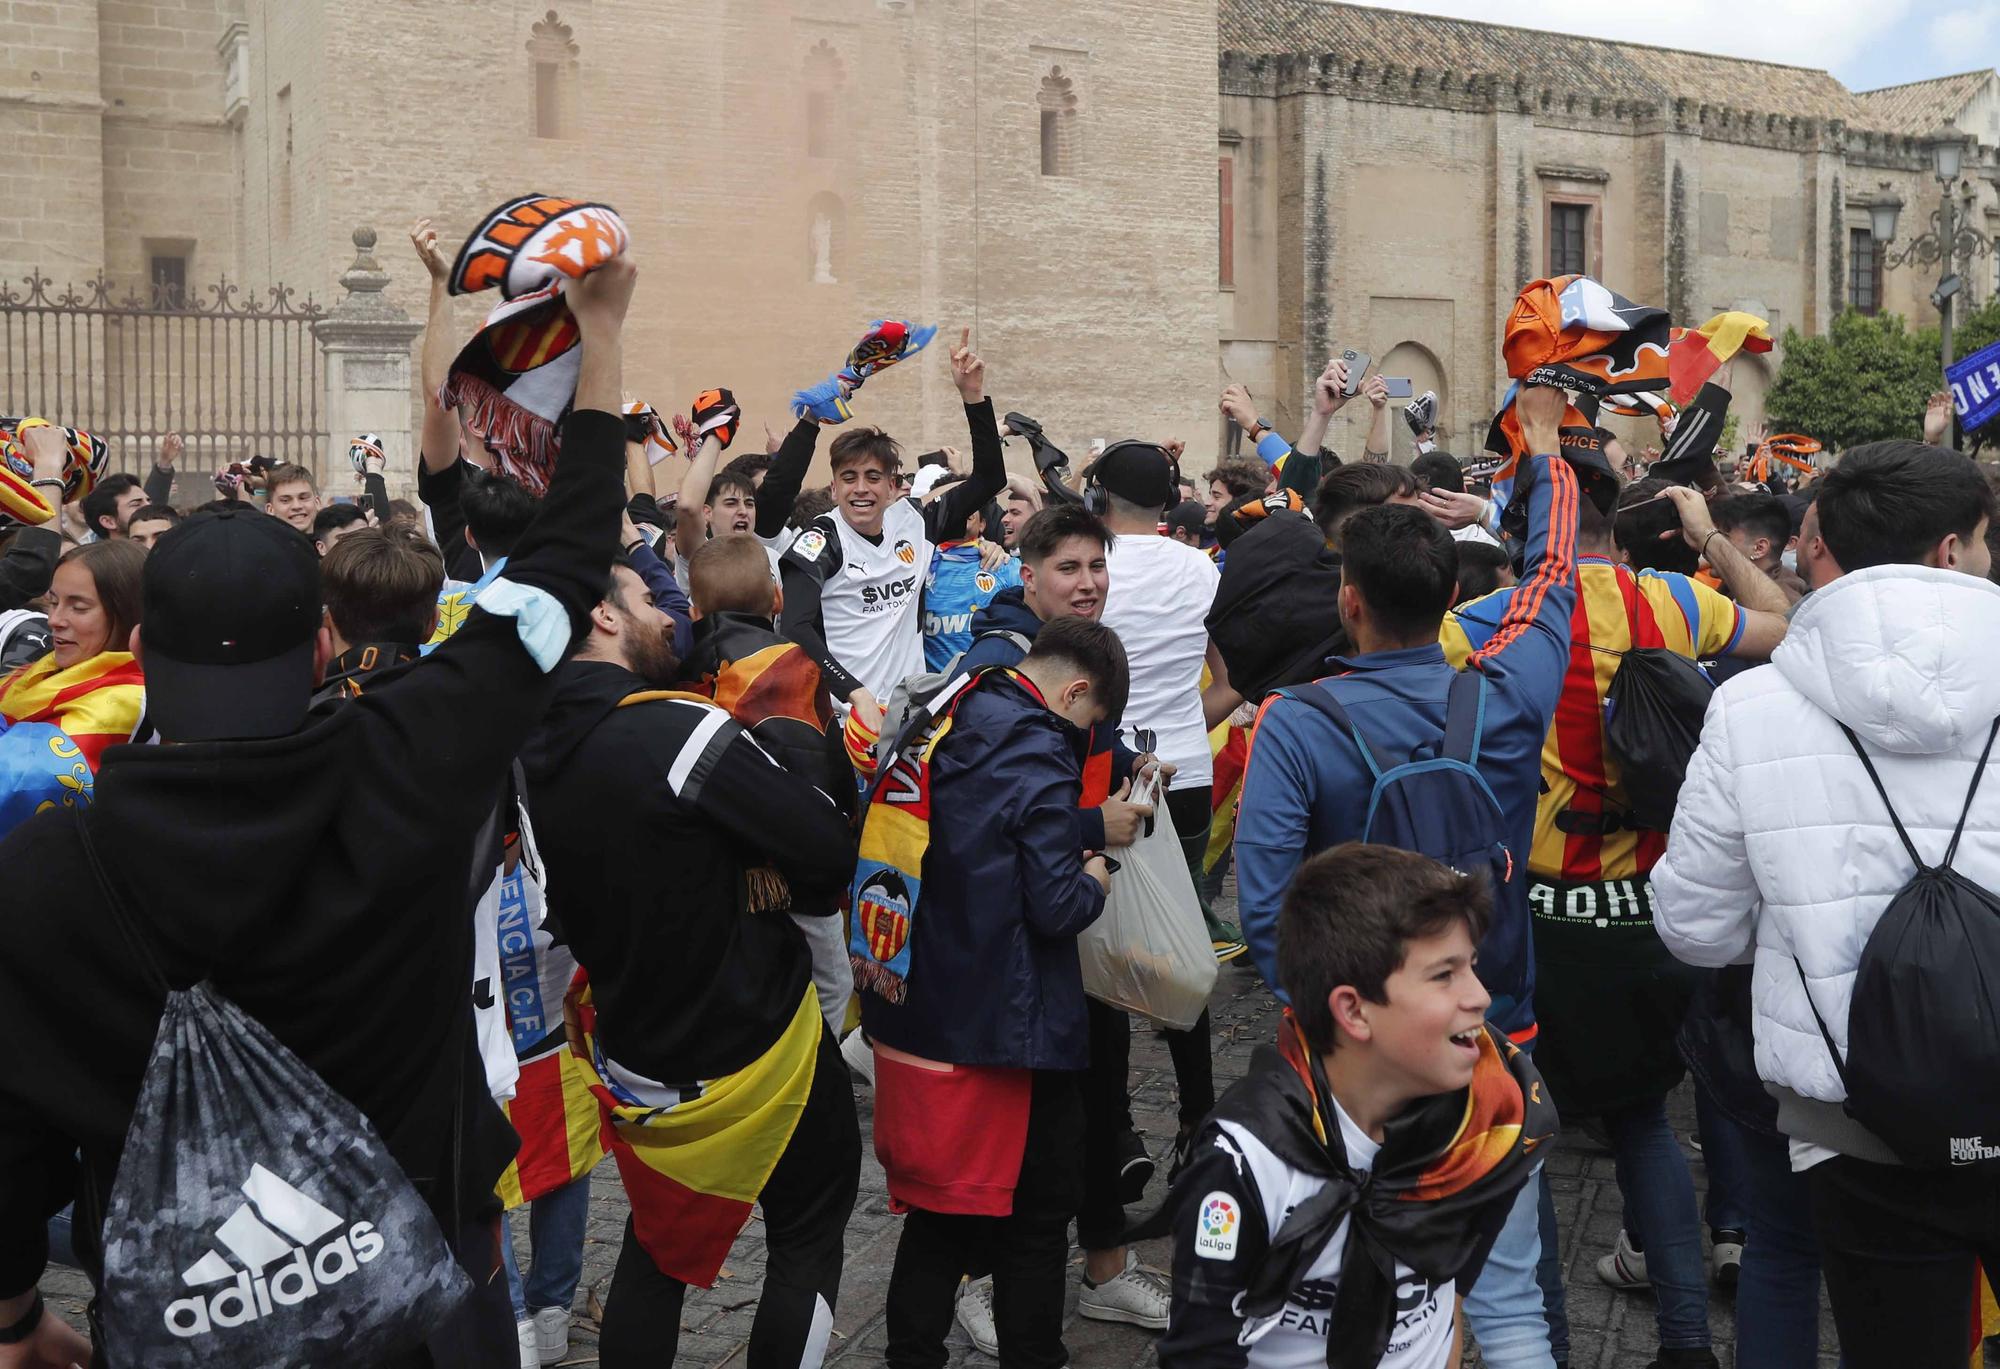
[1875,120,1994,441]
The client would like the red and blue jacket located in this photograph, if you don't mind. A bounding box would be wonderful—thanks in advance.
[1232,453,1581,1040]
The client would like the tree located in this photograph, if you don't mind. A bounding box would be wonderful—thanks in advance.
[1765,309,1941,451]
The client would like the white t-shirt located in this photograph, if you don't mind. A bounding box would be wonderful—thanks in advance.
[1102,533,1220,787]
[1219,1101,1455,1368]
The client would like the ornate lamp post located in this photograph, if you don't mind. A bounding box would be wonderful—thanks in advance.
[1872,120,1994,389]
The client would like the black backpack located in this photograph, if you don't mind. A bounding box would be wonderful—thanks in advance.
[1206,512,1346,700]
[1601,573,1714,831]
[1795,718,2000,1170]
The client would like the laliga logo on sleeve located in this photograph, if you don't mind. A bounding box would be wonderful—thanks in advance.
[163,1164,384,1338]
[1194,1191,1239,1261]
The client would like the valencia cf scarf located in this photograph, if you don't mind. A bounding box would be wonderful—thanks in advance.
[1,418,108,518]
[848,668,999,1005]
[0,651,145,838]
[440,195,632,497]
[1134,1010,1557,1369]
[792,320,939,425]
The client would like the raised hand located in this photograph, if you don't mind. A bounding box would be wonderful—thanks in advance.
[409,217,452,284]
[949,327,986,405]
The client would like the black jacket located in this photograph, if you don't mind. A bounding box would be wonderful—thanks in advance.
[859,672,1107,1070]
[0,524,60,613]
[521,658,855,1083]
[0,409,626,1299]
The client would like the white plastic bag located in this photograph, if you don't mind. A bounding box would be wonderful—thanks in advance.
[1077,792,1219,1029]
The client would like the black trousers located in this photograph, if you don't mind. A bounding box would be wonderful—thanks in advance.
[598,1025,861,1368]
[885,1070,1085,1369]
[1072,784,1218,1253]
[1807,1153,2000,1369]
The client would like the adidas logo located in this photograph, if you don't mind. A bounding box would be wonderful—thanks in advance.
[1950,1135,2000,1165]
[163,1163,382,1339]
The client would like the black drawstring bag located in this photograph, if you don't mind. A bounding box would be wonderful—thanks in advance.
[80,811,469,1366]
[1794,719,2000,1171]
[1601,572,1714,832]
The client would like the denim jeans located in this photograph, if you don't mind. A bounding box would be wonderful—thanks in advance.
[1732,1118,1825,1369]
[1462,1165,1558,1369]
[501,1173,592,1318]
[1533,1168,1571,1364]
[1604,1094,1711,1351]
[1692,1079,1750,1235]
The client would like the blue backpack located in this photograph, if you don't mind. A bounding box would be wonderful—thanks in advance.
[1278,668,1515,894]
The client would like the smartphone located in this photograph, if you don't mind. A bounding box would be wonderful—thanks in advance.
[1340,349,1370,396]
[1383,377,1414,399]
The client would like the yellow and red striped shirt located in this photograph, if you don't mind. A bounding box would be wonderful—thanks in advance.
[1442,557,1742,881]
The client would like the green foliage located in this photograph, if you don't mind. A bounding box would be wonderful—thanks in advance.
[1952,295,2000,368]
[1765,309,1943,451]
[1718,410,1740,454]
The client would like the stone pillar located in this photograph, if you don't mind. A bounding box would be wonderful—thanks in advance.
[312,227,425,500]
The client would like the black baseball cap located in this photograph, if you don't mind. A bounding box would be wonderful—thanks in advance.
[140,507,324,742]
[1086,441,1176,511]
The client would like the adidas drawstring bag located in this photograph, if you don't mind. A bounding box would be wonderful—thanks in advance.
[80,814,469,1366]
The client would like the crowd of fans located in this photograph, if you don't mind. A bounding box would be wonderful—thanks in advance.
[0,212,1996,1369]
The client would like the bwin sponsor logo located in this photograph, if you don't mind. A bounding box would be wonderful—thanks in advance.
[163,1164,384,1338]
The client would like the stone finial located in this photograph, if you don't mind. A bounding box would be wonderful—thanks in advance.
[340,226,389,298]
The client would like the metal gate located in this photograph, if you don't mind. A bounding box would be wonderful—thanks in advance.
[0,271,327,479]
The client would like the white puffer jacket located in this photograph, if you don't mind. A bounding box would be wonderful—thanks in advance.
[1653,564,2000,1112]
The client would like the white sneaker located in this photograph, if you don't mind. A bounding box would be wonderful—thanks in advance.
[955,1275,998,1357]
[1595,1228,1651,1289]
[1077,1250,1171,1330]
[532,1306,571,1365]
[1710,1229,1744,1289]
[515,1319,539,1369]
[840,1029,875,1085]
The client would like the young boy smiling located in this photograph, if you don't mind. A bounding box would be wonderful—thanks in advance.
[1156,844,1557,1369]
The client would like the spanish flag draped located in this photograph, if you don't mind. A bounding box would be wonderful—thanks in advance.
[565,978,820,1288]
[0,651,144,837]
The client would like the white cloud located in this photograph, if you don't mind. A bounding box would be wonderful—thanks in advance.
[1338,0,1916,75]
[1926,7,1994,61]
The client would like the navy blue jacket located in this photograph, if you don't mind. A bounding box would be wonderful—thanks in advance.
[1234,453,1580,1040]
[860,672,1107,1070]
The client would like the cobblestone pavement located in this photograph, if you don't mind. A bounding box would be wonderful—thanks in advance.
[42,883,1858,1367]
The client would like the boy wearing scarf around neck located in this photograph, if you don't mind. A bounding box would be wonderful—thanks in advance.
[1152,843,1556,1369]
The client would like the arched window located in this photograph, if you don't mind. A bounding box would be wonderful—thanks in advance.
[527,10,579,140]
[1038,67,1078,177]
[804,39,845,159]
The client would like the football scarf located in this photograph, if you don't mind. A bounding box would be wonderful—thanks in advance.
[621,400,679,468]
[848,667,997,1006]
[440,195,632,497]
[691,388,741,449]
[1485,276,1670,508]
[792,320,939,425]
[2,417,108,506]
[0,425,56,526]
[1135,1010,1556,1369]
[1668,311,1772,406]
[1215,489,1305,551]
[566,977,820,1288]
[0,651,145,838]
[348,432,385,476]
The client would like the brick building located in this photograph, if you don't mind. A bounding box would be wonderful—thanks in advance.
[3,0,1996,475]
[1219,1,2000,462]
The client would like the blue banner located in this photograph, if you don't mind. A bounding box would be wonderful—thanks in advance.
[1947,338,2000,434]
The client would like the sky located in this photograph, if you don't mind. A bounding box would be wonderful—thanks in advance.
[1339,0,1999,92]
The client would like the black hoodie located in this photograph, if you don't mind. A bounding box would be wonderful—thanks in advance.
[0,409,626,1300]
[521,657,856,1083]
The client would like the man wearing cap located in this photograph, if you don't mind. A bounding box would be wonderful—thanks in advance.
[0,258,638,1367]
[1089,439,1240,1245]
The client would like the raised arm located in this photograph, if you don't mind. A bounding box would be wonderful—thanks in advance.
[145,432,180,506]
[928,330,1007,538]
[1360,372,1392,461]
[674,431,720,561]
[1463,385,1580,719]
[754,417,823,540]
[411,217,462,474]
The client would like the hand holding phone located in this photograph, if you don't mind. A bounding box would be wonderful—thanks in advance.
[1340,349,1371,397]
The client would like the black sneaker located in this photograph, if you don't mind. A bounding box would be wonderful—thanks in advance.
[1115,1128,1155,1206]
[1646,1350,1720,1369]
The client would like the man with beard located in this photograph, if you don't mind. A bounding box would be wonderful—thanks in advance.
[521,551,860,1367]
